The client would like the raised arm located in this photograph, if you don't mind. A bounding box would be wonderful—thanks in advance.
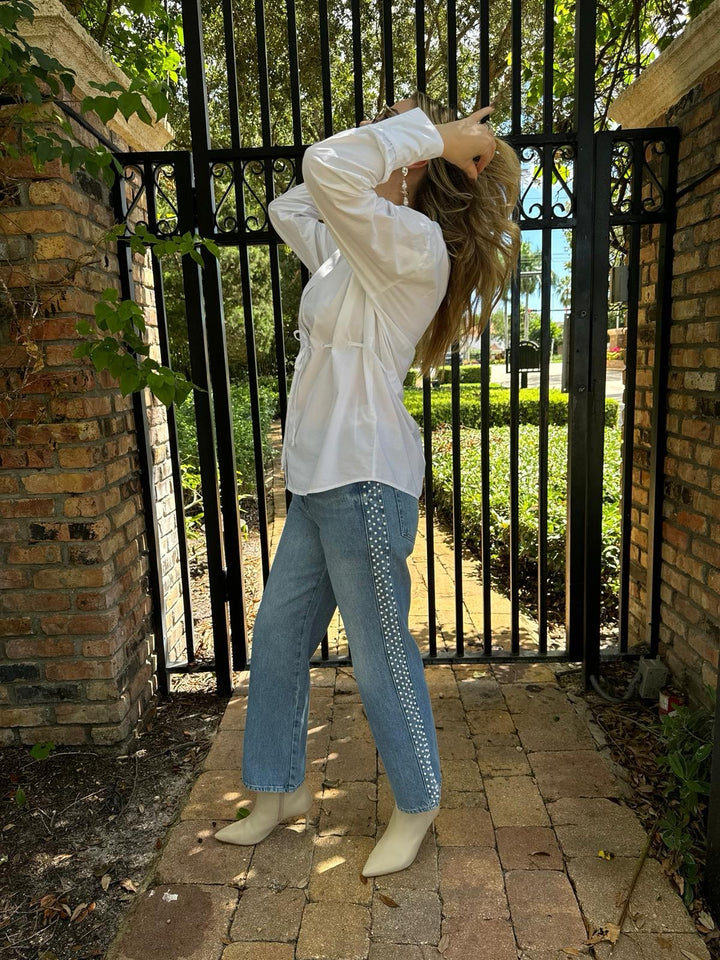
[267,182,338,274]
[300,107,447,298]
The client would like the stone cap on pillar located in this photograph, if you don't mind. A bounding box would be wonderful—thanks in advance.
[17,0,174,153]
[609,0,720,128]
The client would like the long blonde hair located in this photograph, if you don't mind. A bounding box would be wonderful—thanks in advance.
[411,90,521,376]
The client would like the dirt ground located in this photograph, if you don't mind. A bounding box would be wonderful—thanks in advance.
[0,515,717,959]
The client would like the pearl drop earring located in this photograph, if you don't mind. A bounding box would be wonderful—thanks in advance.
[401,166,409,206]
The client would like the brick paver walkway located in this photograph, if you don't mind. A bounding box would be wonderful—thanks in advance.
[106,431,710,960]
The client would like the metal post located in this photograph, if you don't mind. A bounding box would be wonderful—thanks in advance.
[569,0,596,675]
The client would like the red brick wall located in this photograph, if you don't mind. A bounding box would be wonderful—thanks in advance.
[0,103,185,748]
[628,69,720,708]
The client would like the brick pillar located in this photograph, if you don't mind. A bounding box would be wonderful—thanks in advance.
[0,1,184,748]
[610,5,720,708]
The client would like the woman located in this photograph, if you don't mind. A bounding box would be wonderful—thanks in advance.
[215,91,521,877]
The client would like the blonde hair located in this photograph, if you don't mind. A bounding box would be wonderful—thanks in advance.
[411,90,521,377]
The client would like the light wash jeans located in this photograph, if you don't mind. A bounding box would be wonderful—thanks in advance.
[241,480,441,813]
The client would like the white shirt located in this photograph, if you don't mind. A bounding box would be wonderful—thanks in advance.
[268,107,450,498]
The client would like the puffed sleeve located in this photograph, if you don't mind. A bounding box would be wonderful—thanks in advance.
[268,182,338,273]
[300,107,448,299]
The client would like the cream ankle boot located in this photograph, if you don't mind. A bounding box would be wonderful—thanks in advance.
[214,782,312,845]
[361,804,439,877]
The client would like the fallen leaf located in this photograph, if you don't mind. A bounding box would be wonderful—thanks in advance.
[585,923,621,945]
[378,894,399,908]
[359,873,368,884]
[597,849,614,860]
[119,879,136,893]
[100,875,111,891]
[530,850,551,857]
[438,933,450,952]
[70,902,94,922]
[698,909,715,930]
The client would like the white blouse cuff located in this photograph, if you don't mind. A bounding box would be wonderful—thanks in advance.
[369,107,445,182]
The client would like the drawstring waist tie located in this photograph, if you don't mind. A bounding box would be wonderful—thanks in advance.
[288,330,369,446]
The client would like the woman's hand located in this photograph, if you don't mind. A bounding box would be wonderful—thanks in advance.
[435,106,497,181]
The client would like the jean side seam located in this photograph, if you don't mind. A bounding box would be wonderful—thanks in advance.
[359,481,440,811]
[287,560,328,788]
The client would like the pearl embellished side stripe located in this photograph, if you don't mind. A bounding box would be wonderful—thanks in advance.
[360,481,440,808]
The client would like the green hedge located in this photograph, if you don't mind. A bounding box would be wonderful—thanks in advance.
[403,385,619,430]
[175,380,279,495]
[430,424,622,624]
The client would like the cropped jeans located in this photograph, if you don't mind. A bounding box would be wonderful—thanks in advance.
[241,480,441,813]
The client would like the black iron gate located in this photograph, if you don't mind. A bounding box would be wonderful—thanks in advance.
[113,0,678,697]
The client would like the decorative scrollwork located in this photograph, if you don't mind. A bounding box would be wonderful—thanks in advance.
[519,145,543,221]
[243,159,267,232]
[610,140,634,216]
[152,163,180,236]
[641,140,667,213]
[118,163,147,235]
[550,143,575,219]
[211,156,298,235]
[211,161,239,234]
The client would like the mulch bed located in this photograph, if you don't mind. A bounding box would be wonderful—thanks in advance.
[0,513,264,960]
[557,659,719,957]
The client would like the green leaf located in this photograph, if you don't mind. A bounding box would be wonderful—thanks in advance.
[117,90,143,121]
[84,95,118,124]
[30,741,55,760]
[14,787,26,807]
[147,370,175,406]
[119,365,143,396]
[75,319,93,336]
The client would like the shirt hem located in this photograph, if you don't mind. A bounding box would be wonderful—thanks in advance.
[286,476,424,500]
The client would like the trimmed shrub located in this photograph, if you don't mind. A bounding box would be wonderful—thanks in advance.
[430,424,622,624]
[403,385,619,430]
[175,380,279,495]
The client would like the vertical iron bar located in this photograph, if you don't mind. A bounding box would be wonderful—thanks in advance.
[255,0,288,592]
[450,345,464,656]
[543,0,555,134]
[175,150,235,686]
[447,0,457,111]
[619,155,642,655]
[423,375,437,658]
[144,171,196,666]
[586,130,613,681]
[382,0,394,105]
[223,0,242,149]
[112,161,170,697]
[415,0,426,92]
[538,145,552,655]
[318,0,333,136]
[645,133,678,658]
[480,321,493,655]
[351,0,364,123]
[511,0,521,134]
[286,0,303,144]
[183,0,246,685]
[509,267,521,654]
[479,0,489,108]
[569,0,596,677]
